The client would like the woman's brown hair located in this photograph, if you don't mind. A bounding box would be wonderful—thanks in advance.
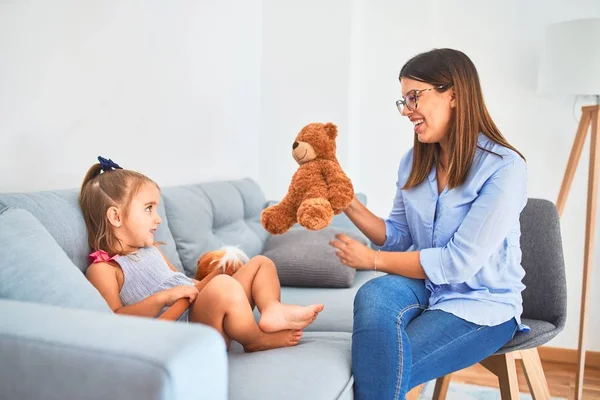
[399,48,525,190]
[79,161,158,257]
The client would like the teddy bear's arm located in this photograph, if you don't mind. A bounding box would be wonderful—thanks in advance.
[322,161,355,213]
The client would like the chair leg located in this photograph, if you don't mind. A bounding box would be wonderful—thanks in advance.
[406,383,424,400]
[481,353,520,400]
[519,348,552,400]
[432,374,452,400]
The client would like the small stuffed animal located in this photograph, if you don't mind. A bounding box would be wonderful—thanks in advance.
[261,122,354,235]
[195,246,249,280]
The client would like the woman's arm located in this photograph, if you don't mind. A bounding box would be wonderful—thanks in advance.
[330,233,425,279]
[375,250,425,279]
[420,159,527,285]
[343,196,387,246]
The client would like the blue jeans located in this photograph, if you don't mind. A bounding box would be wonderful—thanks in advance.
[352,275,518,400]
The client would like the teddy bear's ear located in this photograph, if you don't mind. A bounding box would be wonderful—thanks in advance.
[324,123,338,140]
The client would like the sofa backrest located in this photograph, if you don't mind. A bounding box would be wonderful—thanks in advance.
[0,187,183,273]
[0,178,365,279]
[161,179,269,277]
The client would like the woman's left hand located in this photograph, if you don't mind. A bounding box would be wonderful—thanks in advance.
[329,233,375,270]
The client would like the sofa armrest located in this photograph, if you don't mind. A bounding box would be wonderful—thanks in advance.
[0,299,227,400]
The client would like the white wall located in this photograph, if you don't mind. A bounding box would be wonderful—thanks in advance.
[0,0,263,192]
[259,0,353,199]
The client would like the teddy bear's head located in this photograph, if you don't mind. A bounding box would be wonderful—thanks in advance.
[292,122,338,165]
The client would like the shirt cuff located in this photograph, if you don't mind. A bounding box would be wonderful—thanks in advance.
[420,247,447,285]
[379,219,401,251]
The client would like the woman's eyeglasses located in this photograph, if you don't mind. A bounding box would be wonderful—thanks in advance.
[396,84,452,114]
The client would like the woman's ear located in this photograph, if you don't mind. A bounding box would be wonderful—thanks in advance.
[449,89,456,109]
[106,206,122,228]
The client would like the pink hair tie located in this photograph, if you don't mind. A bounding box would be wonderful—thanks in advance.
[89,250,118,264]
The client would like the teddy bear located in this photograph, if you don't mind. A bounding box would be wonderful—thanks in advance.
[195,246,249,280]
[260,122,354,235]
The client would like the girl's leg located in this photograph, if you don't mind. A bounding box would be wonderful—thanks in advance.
[352,274,430,400]
[406,310,517,390]
[232,255,324,332]
[188,275,302,352]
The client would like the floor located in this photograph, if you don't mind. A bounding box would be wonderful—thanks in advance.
[451,360,600,399]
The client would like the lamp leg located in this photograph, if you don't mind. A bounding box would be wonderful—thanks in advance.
[556,109,592,216]
[575,106,600,400]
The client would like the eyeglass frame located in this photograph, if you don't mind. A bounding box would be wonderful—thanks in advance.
[396,84,453,114]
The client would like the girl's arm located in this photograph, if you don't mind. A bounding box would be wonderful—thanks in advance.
[86,262,197,318]
[158,268,223,320]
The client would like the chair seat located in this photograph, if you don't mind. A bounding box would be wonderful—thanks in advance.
[494,318,560,354]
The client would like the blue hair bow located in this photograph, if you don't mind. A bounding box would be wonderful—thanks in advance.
[98,156,122,172]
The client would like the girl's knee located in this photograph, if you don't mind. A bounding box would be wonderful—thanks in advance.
[204,275,246,302]
[208,274,237,287]
[250,255,275,268]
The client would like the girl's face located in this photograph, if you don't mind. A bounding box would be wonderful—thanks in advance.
[115,182,162,253]
[399,77,455,146]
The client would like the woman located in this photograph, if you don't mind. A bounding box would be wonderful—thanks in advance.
[330,48,529,399]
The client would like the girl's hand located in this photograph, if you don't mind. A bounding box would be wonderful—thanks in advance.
[329,233,376,270]
[162,285,200,307]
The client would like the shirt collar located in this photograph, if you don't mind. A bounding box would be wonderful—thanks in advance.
[427,133,487,183]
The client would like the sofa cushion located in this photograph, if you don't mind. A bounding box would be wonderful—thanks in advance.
[278,270,379,333]
[0,189,183,273]
[0,207,111,313]
[162,179,268,277]
[228,332,353,400]
[263,227,368,288]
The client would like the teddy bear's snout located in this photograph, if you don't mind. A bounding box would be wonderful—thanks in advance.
[292,142,299,150]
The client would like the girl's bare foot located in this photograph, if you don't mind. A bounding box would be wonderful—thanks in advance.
[258,303,324,333]
[243,329,303,352]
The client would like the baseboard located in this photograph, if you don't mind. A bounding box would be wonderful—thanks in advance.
[538,346,600,369]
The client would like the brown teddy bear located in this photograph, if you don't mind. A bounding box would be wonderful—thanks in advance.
[261,122,354,235]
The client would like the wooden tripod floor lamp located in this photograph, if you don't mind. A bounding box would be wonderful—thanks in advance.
[538,18,600,400]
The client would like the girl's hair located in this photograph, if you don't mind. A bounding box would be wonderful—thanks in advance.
[79,162,158,256]
[399,48,525,190]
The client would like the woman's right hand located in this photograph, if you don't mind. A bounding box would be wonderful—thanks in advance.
[162,285,200,307]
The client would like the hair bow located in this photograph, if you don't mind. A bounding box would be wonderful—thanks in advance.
[89,249,118,264]
[98,156,122,172]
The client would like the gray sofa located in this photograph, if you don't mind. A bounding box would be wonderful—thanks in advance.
[0,178,377,400]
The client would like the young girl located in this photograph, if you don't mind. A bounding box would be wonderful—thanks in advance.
[80,157,324,352]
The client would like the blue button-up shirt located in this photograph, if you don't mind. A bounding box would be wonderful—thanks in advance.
[381,133,529,330]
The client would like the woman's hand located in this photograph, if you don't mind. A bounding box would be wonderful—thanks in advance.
[162,285,200,307]
[329,233,376,270]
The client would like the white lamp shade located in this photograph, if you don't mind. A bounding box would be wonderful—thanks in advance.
[537,18,600,96]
